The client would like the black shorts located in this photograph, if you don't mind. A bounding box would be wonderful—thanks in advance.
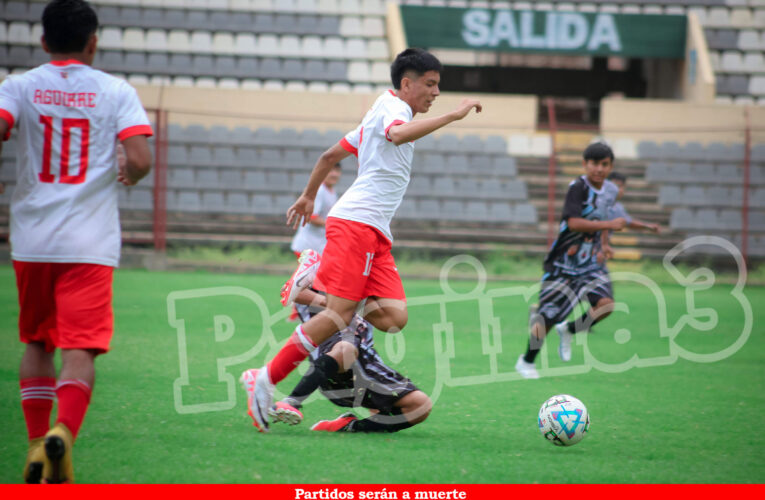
[316,331,419,415]
[536,268,613,328]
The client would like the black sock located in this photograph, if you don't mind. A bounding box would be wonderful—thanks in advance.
[567,311,600,334]
[523,339,540,363]
[347,413,413,433]
[287,355,339,405]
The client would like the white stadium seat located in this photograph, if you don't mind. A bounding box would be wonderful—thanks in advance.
[145,29,168,52]
[339,17,363,37]
[122,28,145,51]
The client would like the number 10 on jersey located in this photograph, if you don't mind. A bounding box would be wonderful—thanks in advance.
[39,115,90,184]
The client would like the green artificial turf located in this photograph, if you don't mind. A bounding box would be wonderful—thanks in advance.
[0,264,762,484]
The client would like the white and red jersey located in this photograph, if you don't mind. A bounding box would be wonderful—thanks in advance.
[329,90,414,242]
[291,182,337,254]
[0,60,153,267]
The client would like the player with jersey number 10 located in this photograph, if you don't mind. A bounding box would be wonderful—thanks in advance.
[0,0,153,484]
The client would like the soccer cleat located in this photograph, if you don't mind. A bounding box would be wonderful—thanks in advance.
[281,249,321,307]
[240,368,274,433]
[42,423,74,484]
[310,412,357,432]
[515,355,540,379]
[269,400,304,426]
[23,437,45,484]
[556,321,573,362]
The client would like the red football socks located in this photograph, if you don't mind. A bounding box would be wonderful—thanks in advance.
[266,325,317,384]
[20,377,56,440]
[55,379,92,440]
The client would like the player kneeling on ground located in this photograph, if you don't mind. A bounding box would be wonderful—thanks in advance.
[262,286,431,433]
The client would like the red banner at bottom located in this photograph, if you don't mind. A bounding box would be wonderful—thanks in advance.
[2,483,763,500]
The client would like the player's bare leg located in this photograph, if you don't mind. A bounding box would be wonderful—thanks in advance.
[20,343,55,483]
[393,390,432,426]
[362,297,408,333]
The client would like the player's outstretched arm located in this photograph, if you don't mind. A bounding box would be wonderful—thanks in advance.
[568,217,626,233]
[287,142,350,228]
[118,135,152,186]
[387,98,482,146]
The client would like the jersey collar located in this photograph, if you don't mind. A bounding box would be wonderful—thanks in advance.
[49,59,87,67]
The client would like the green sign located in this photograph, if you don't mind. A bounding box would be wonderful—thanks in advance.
[401,6,687,59]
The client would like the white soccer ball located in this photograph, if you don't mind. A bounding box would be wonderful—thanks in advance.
[538,394,590,446]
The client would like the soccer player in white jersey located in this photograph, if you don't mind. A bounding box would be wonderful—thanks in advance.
[0,0,153,483]
[241,48,482,433]
[290,163,341,258]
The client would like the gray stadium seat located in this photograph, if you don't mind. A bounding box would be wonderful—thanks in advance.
[456,179,481,197]
[637,141,661,159]
[259,148,282,167]
[298,129,326,148]
[140,8,166,29]
[169,54,193,76]
[266,171,290,189]
[123,53,146,73]
[283,149,308,169]
[660,142,682,160]
[464,201,489,221]
[254,127,279,146]
[446,154,469,173]
[226,192,250,214]
[683,186,706,206]
[659,185,681,206]
[259,58,283,79]
[489,202,513,222]
[192,55,216,78]
[491,157,517,176]
[188,146,212,167]
[304,60,327,81]
[220,169,243,188]
[230,127,255,145]
[680,142,705,161]
[396,199,417,220]
[244,170,266,187]
[415,135,437,152]
[513,204,537,224]
[442,200,464,221]
[469,155,492,174]
[128,189,153,211]
[325,61,347,81]
[436,134,461,153]
[720,210,742,231]
[168,145,189,166]
[168,168,195,188]
[485,135,507,154]
[202,192,226,213]
[212,146,237,167]
[418,199,440,220]
[251,194,274,215]
[459,135,484,153]
[505,180,528,200]
[96,51,122,73]
[175,190,201,212]
[433,177,455,195]
[407,176,430,195]
[236,147,258,167]
[147,53,170,74]
[236,57,259,79]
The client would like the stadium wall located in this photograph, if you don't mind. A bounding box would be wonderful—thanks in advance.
[134,86,539,138]
[601,99,765,145]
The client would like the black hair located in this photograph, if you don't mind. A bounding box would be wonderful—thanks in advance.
[390,48,443,89]
[583,142,614,162]
[608,172,627,183]
[42,0,99,54]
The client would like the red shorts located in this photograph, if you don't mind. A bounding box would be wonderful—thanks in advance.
[317,217,405,302]
[13,261,114,354]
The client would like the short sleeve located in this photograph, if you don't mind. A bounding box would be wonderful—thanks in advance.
[382,98,411,142]
[115,82,153,140]
[339,124,362,157]
[561,180,586,221]
[0,77,20,141]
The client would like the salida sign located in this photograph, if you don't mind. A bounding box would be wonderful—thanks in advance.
[401,6,687,59]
